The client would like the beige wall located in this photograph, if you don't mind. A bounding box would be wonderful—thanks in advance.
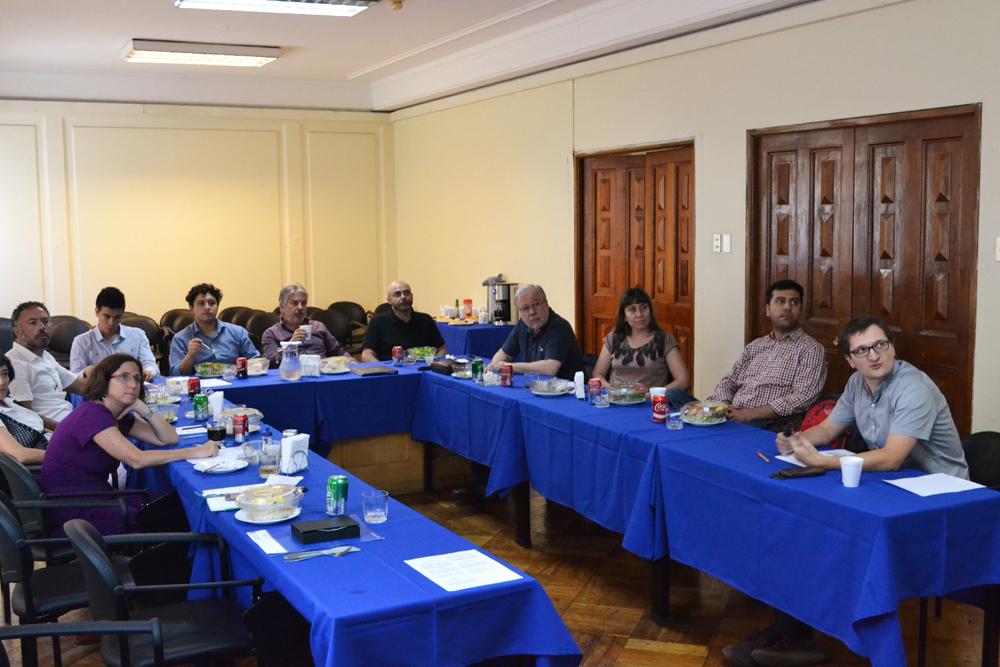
[0,102,393,322]
[391,0,1000,431]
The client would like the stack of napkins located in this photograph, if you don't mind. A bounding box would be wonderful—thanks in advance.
[280,432,310,474]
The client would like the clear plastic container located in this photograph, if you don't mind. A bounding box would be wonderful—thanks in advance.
[235,485,303,522]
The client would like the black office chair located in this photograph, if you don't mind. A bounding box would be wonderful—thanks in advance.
[328,301,368,351]
[157,309,192,334]
[46,317,91,369]
[242,311,276,353]
[231,307,259,329]
[0,318,13,356]
[65,519,260,667]
[0,620,165,667]
[0,492,135,667]
[309,309,353,354]
[372,302,392,317]
[121,314,165,369]
[917,431,1000,667]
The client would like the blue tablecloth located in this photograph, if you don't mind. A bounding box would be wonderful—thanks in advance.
[621,427,1000,667]
[168,441,581,667]
[435,322,513,358]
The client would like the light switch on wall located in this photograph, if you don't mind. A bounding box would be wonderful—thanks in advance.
[722,234,731,253]
[712,234,721,253]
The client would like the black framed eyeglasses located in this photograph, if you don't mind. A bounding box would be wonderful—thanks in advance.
[848,339,891,358]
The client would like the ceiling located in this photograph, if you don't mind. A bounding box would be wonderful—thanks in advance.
[0,0,811,111]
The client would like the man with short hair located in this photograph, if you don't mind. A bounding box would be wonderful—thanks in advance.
[361,281,445,362]
[169,283,259,375]
[724,316,969,667]
[488,284,584,381]
[261,284,350,365]
[708,279,826,430]
[7,301,90,430]
[70,287,159,381]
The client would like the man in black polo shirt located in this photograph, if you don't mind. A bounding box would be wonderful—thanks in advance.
[488,284,584,381]
[361,280,446,362]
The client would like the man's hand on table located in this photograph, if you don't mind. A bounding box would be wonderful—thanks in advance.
[786,434,825,467]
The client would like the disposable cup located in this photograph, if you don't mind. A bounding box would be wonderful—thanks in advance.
[841,456,864,487]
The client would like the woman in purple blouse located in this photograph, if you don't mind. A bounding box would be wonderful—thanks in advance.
[40,353,217,534]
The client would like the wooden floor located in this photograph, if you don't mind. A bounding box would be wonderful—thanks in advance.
[1,488,987,666]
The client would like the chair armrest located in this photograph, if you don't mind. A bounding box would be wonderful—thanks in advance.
[126,577,262,596]
[15,498,128,510]
[0,619,163,657]
[40,488,149,500]
[105,531,219,546]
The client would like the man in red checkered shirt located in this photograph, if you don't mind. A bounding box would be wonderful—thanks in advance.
[707,279,826,431]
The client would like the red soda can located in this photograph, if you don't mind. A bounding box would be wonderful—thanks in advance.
[235,357,248,379]
[187,377,201,398]
[650,388,667,423]
[587,378,602,404]
[500,363,514,387]
[391,346,404,365]
[233,414,248,444]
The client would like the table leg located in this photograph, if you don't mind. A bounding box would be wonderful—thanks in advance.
[651,557,671,625]
[984,585,1000,667]
[422,441,434,493]
[513,482,532,549]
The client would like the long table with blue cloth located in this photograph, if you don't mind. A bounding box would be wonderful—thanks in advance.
[435,322,514,358]
[155,409,581,667]
[153,362,1000,665]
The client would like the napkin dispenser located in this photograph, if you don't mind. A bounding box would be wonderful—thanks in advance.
[292,515,360,544]
[280,433,310,474]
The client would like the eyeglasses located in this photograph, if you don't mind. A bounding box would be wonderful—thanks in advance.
[848,339,891,358]
[517,301,546,314]
[110,373,143,385]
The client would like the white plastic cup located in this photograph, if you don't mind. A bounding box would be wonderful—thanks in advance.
[298,324,312,340]
[841,456,864,487]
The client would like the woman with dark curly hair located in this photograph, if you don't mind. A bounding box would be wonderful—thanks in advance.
[591,288,692,405]
[40,353,217,534]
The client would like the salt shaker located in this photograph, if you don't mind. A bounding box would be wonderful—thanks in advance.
[574,371,586,399]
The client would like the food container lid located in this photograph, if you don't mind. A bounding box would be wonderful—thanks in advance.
[236,484,303,509]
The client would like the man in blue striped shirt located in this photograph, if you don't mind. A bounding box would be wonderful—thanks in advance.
[70,287,159,381]
[169,283,258,375]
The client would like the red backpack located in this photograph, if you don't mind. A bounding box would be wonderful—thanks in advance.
[800,396,849,449]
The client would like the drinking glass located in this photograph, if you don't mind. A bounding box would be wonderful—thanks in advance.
[667,411,684,430]
[222,365,237,381]
[594,388,610,408]
[362,490,389,524]
[259,438,280,478]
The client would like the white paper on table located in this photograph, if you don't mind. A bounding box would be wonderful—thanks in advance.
[186,446,244,465]
[884,473,984,497]
[404,549,522,592]
[199,378,231,389]
[775,449,855,468]
[247,530,287,555]
[175,425,208,437]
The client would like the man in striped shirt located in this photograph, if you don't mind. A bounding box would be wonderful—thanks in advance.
[708,279,826,431]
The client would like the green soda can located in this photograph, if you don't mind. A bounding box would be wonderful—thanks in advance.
[471,359,484,383]
[193,393,209,421]
[326,475,348,515]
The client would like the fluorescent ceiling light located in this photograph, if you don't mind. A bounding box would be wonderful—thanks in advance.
[123,39,281,67]
[174,0,375,17]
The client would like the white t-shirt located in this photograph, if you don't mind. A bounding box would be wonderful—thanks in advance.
[6,342,78,423]
[0,396,45,433]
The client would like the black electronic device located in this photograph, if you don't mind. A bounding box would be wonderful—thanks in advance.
[291,515,361,544]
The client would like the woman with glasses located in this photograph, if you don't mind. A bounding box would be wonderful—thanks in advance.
[0,353,49,464]
[592,288,691,404]
[40,353,218,534]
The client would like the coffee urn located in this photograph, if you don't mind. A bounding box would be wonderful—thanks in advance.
[482,274,519,325]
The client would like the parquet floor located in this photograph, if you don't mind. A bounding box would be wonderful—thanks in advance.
[1,489,986,666]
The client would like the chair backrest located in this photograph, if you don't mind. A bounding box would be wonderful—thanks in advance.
[309,309,351,346]
[0,492,32,587]
[219,306,248,324]
[230,308,259,329]
[328,301,368,326]
[0,454,46,538]
[372,302,392,317]
[121,314,163,348]
[64,519,128,622]
[47,317,92,368]
[0,318,13,356]
[0,620,164,667]
[962,431,1000,489]
[159,309,192,333]
[246,311,279,344]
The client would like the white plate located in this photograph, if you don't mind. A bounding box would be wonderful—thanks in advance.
[234,507,301,525]
[681,416,726,426]
[194,459,249,473]
[321,367,350,375]
[529,386,574,397]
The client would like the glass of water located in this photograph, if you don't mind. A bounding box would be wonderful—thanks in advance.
[667,410,684,430]
[362,489,389,524]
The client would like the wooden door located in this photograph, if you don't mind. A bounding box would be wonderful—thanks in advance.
[750,108,979,435]
[579,147,695,376]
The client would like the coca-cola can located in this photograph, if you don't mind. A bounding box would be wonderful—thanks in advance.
[500,363,514,387]
[391,346,404,365]
[650,388,667,423]
[587,378,602,404]
[235,357,248,379]
[233,414,248,444]
[187,377,201,398]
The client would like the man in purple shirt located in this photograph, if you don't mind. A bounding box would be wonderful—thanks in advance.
[261,284,350,366]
